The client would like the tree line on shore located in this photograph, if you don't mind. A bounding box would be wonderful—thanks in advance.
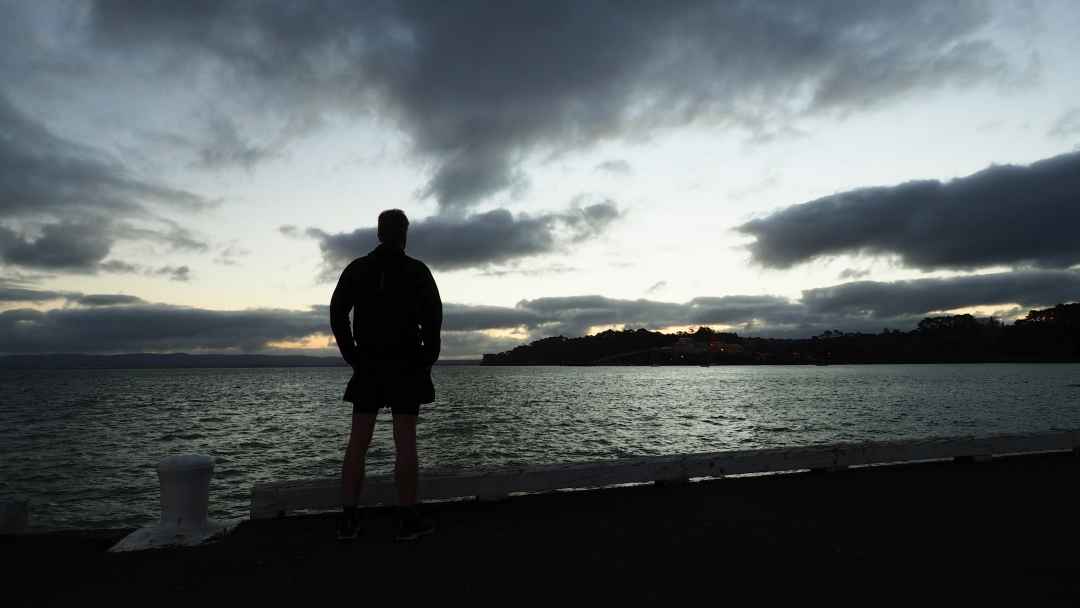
[480,302,1080,365]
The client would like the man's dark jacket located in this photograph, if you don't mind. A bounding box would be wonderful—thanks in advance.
[330,243,442,403]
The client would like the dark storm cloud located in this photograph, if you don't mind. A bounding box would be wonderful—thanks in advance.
[737,150,1080,271]
[0,220,113,271]
[0,304,327,354]
[0,94,211,273]
[0,95,208,218]
[417,152,529,210]
[87,0,1013,209]
[0,282,140,306]
[801,270,1080,318]
[70,294,145,307]
[309,201,622,274]
[0,96,131,218]
[443,303,541,332]
[0,217,204,274]
[0,286,67,303]
[563,199,622,242]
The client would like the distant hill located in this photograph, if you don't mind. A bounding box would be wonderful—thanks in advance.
[0,353,481,370]
[0,353,347,369]
[481,303,1080,365]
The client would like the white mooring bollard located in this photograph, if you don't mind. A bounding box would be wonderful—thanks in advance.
[158,454,214,529]
[110,454,236,552]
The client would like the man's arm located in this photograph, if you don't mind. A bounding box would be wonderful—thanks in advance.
[418,263,442,367]
[329,262,361,367]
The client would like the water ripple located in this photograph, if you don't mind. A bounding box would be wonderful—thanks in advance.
[3,364,1080,529]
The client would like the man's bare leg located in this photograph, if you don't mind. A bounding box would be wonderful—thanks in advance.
[392,413,418,506]
[342,413,377,508]
[391,413,433,540]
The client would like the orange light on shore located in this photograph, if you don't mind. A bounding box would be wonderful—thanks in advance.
[266,333,334,350]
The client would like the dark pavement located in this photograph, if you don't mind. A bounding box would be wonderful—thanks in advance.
[6,452,1080,606]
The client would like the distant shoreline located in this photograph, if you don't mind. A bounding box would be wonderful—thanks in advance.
[480,359,1080,366]
[0,354,482,370]
[0,353,1076,370]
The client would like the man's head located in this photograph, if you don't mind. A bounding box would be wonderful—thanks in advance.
[377,209,409,249]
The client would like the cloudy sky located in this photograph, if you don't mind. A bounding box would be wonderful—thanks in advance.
[2,0,1079,357]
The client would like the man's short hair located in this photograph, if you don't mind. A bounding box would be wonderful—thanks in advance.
[377,209,409,244]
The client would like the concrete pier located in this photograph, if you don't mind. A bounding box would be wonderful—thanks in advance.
[6,451,1080,605]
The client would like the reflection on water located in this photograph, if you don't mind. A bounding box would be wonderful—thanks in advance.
[2,363,1079,530]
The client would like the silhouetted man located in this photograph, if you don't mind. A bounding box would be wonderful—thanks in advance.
[330,209,442,541]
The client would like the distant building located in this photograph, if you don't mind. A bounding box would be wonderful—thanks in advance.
[709,341,743,354]
[673,336,704,354]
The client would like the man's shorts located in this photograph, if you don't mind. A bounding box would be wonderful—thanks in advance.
[349,383,420,416]
[344,365,434,416]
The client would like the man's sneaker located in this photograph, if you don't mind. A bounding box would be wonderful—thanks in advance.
[395,512,435,542]
[336,511,361,541]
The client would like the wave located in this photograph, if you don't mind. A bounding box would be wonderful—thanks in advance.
[158,432,206,441]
